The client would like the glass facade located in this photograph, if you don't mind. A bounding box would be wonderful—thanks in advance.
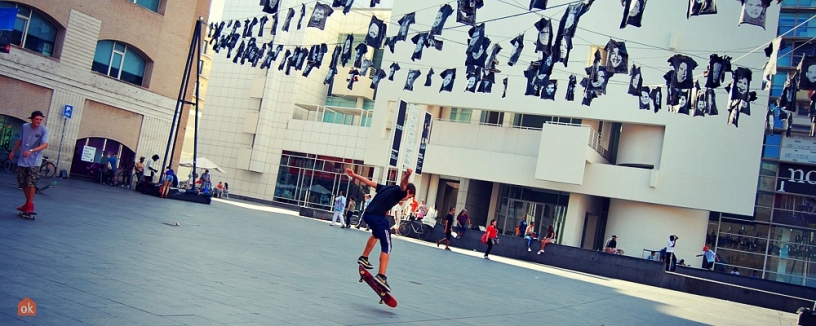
[495,185,569,240]
[273,151,377,211]
[92,40,147,86]
[0,2,57,57]
[704,4,816,286]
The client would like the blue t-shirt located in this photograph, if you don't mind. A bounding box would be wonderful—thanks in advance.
[17,123,49,168]
[108,156,118,172]
[365,184,408,216]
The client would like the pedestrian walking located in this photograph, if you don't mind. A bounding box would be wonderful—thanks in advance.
[343,196,356,228]
[9,110,49,215]
[436,207,455,250]
[346,167,416,292]
[483,219,498,260]
[456,209,470,238]
[331,190,346,227]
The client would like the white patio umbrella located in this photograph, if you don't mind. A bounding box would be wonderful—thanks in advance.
[179,157,226,173]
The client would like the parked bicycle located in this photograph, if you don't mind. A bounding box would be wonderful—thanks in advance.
[115,169,140,189]
[398,216,430,240]
[0,149,15,173]
[39,156,57,179]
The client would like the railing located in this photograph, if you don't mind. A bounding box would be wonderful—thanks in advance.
[292,105,372,127]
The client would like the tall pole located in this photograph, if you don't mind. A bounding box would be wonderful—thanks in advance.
[56,117,66,174]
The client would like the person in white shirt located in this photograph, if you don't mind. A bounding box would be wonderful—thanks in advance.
[666,235,678,271]
[331,191,346,227]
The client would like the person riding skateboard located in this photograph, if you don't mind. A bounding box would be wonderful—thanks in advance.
[9,110,49,214]
[346,167,416,292]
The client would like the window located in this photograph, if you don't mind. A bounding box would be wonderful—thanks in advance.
[0,2,57,57]
[778,12,816,38]
[130,0,160,12]
[198,60,204,73]
[92,40,147,86]
[480,110,504,125]
[450,108,471,123]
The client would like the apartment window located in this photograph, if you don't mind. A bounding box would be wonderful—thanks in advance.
[198,59,204,73]
[450,108,472,123]
[130,0,160,12]
[777,40,816,67]
[778,12,816,38]
[0,2,57,57]
[92,40,147,86]
[480,110,504,125]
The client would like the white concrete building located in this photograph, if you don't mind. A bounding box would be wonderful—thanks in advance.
[200,0,777,263]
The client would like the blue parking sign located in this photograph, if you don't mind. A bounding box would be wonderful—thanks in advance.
[63,105,73,119]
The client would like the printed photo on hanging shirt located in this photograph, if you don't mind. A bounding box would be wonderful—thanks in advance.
[628,65,642,95]
[605,40,629,74]
[430,4,454,35]
[404,69,422,91]
[365,16,386,48]
[425,68,435,86]
[688,0,717,18]
[566,75,577,101]
[540,79,557,100]
[534,18,553,54]
[262,0,280,14]
[651,87,663,112]
[282,8,295,32]
[297,4,306,30]
[439,68,456,92]
[371,68,386,89]
[478,72,495,93]
[620,0,646,28]
[639,86,652,110]
[411,32,428,61]
[396,13,416,41]
[307,3,333,30]
[456,0,483,25]
[668,54,698,89]
[798,55,816,91]
[388,62,400,80]
[464,70,480,93]
[730,67,753,101]
[340,35,353,67]
[465,37,490,68]
[739,0,770,29]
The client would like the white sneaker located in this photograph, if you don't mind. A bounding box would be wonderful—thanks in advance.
[527,248,531,252]
[537,250,543,255]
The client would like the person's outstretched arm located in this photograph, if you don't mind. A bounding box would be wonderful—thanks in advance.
[399,168,413,191]
[345,168,377,188]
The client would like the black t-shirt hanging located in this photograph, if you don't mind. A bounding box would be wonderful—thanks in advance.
[705,88,718,115]
[384,36,397,53]
[388,62,400,81]
[530,0,548,10]
[478,72,495,93]
[620,0,646,28]
[502,77,509,98]
[262,0,280,14]
[730,67,753,101]
[797,55,816,91]
[307,3,334,30]
[566,75,577,101]
[258,16,268,37]
[688,0,717,18]
[430,4,454,36]
[340,35,354,67]
[270,13,278,35]
[508,34,524,67]
[404,70,421,91]
[778,72,798,111]
[365,16,386,48]
[371,68,386,89]
[464,71,480,93]
[739,0,771,29]
[439,68,456,92]
[524,65,541,96]
[425,68,435,87]
[361,59,373,74]
[534,18,553,55]
[353,43,368,68]
[537,53,555,82]
[628,64,642,95]
[396,13,416,41]
[667,54,697,89]
[456,0,484,26]
[332,0,354,15]
[677,89,691,115]
[465,37,490,68]
[692,90,707,116]
[705,54,731,88]
[553,35,573,67]
[586,66,612,94]
[540,79,557,100]
[557,1,593,39]
[651,87,663,113]
[605,40,629,74]
[485,44,502,73]
[347,69,360,90]
[282,8,295,32]
[297,4,306,30]
[427,35,444,51]
[277,49,291,71]
[411,33,429,61]
[638,86,651,110]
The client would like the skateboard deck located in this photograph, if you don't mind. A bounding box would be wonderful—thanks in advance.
[17,210,36,220]
[358,265,397,307]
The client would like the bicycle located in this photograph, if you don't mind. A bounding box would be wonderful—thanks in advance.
[115,170,140,188]
[39,156,57,179]
[398,216,430,240]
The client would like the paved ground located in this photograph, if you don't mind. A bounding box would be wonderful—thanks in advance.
[0,173,800,325]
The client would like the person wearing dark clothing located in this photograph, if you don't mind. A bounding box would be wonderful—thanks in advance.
[456,209,470,238]
[436,207,455,250]
[347,168,416,292]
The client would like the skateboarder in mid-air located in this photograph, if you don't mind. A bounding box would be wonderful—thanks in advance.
[346,167,415,292]
[9,110,49,216]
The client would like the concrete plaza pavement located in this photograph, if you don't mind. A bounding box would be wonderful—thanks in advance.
[0,173,800,325]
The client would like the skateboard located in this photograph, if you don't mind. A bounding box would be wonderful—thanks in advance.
[36,181,57,194]
[358,265,397,307]
[17,210,36,220]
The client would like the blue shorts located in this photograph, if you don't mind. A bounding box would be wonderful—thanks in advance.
[363,213,392,254]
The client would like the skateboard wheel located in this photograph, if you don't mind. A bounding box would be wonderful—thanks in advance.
[359,270,365,275]
[380,292,386,296]
[379,300,383,304]
[359,278,363,283]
